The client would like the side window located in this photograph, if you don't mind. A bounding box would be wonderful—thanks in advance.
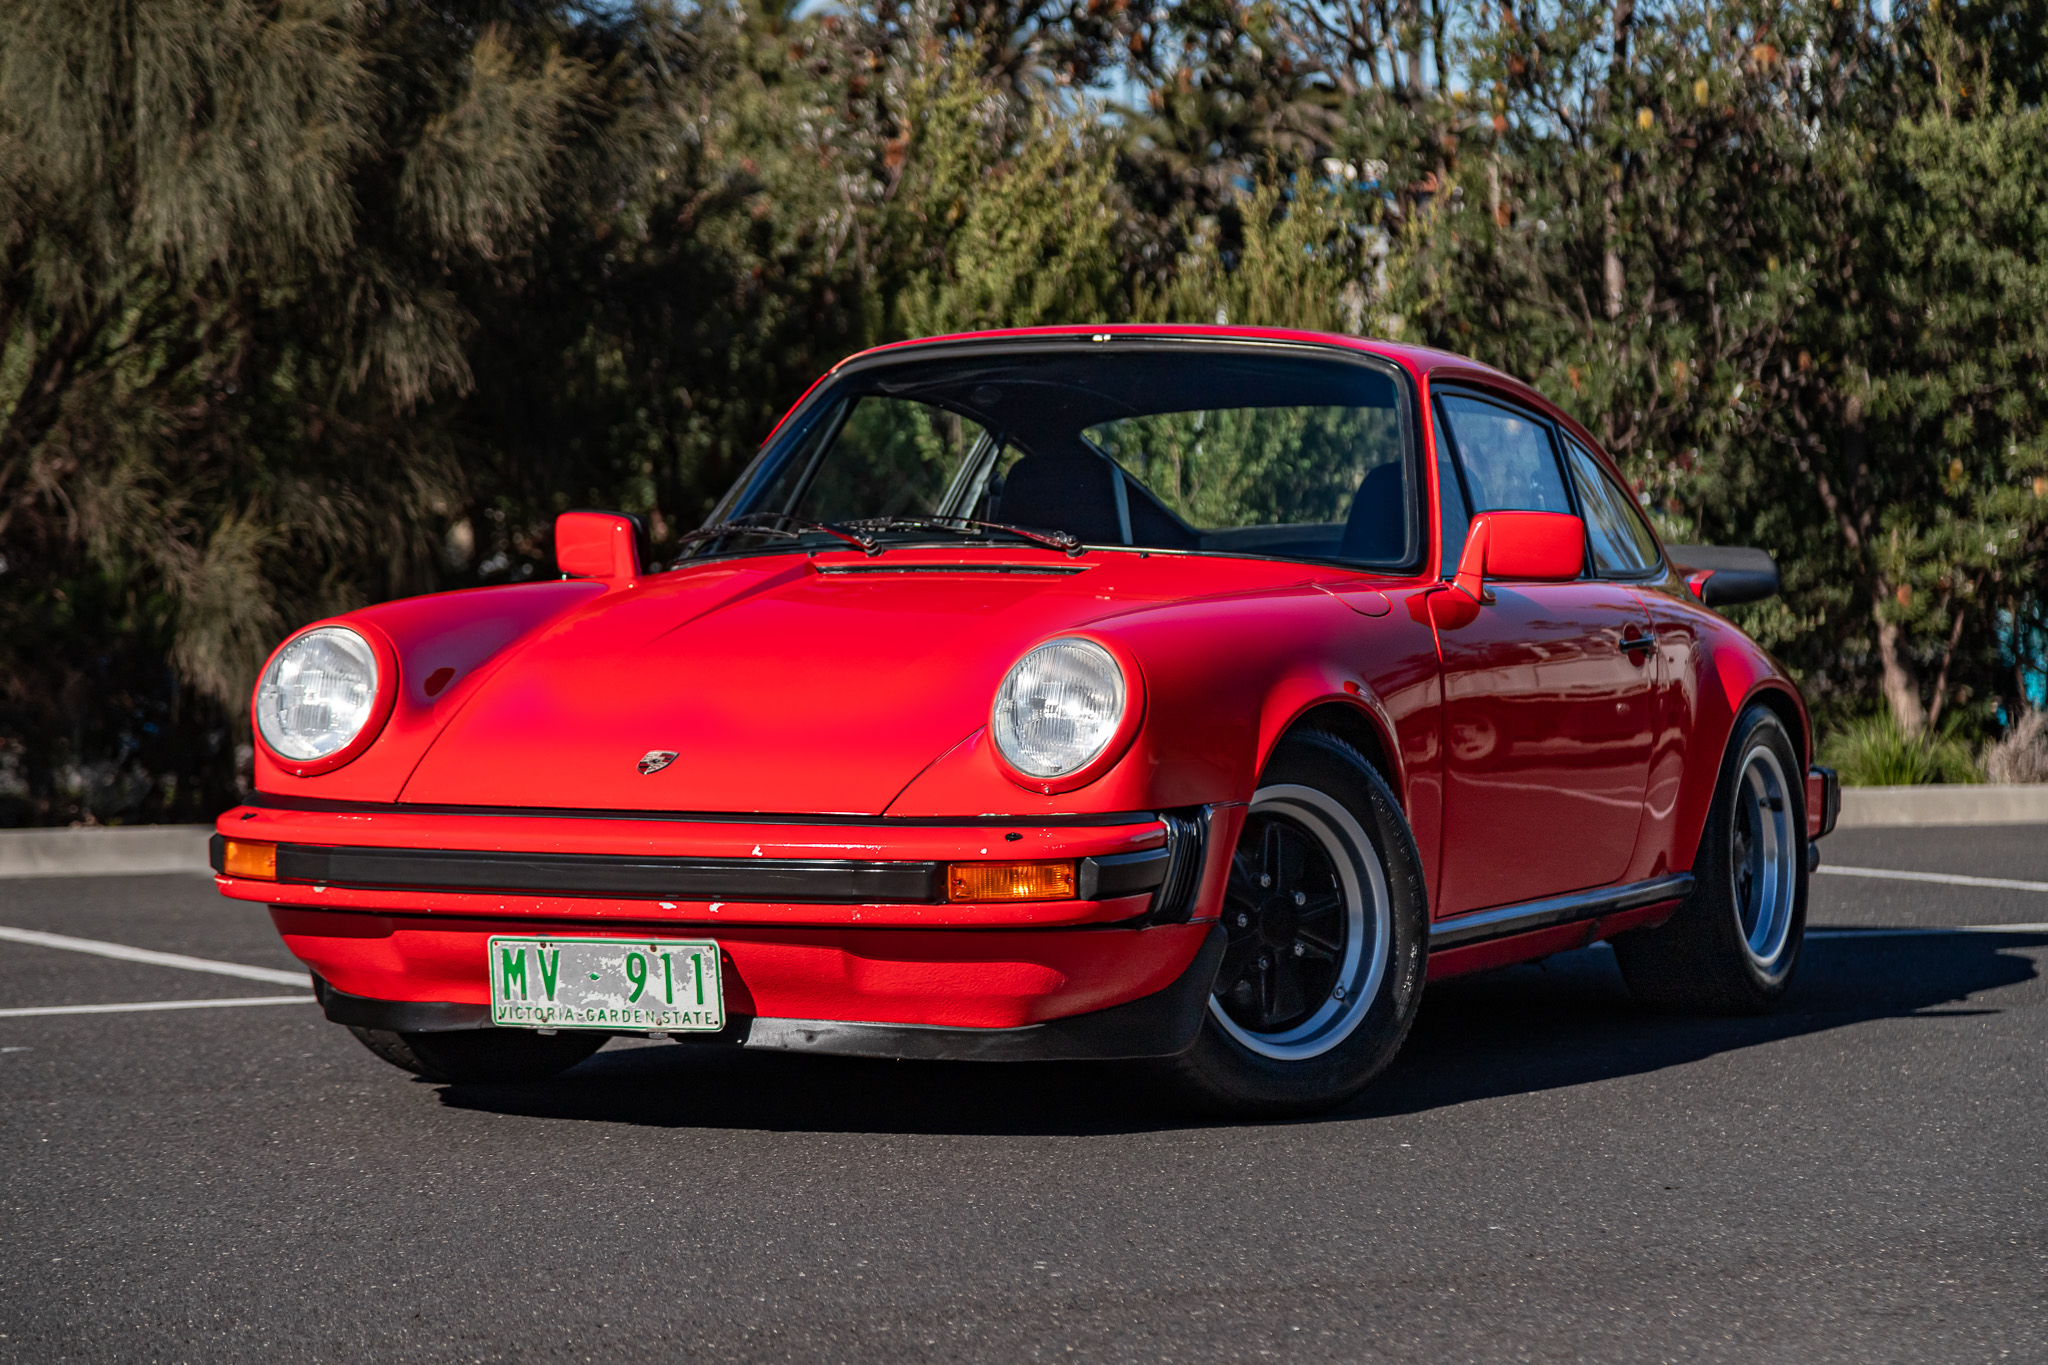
[1433,401,1472,578]
[1437,393,1573,515]
[1561,437,1661,575]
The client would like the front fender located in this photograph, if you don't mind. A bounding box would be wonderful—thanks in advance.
[251,580,608,803]
[884,582,1442,841]
[1253,671,1405,795]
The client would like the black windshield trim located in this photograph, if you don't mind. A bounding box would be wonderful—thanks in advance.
[683,337,1426,575]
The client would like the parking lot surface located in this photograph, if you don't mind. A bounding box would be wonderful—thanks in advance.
[0,825,2042,1363]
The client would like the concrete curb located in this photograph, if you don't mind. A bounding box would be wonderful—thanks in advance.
[1837,784,2048,829]
[0,826,213,880]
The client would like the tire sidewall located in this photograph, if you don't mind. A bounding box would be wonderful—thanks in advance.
[1702,706,1809,997]
[1172,731,1428,1115]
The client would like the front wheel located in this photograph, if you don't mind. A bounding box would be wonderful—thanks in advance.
[348,1026,607,1083]
[1613,704,1808,1014]
[1149,730,1429,1117]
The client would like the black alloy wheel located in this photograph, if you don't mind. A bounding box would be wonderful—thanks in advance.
[1216,813,1349,1036]
[1612,703,1809,1014]
[1149,728,1429,1117]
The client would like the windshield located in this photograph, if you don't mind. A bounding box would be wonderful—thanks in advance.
[695,346,1417,568]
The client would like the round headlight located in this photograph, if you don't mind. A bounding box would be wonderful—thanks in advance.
[991,638,1127,778]
[255,626,381,762]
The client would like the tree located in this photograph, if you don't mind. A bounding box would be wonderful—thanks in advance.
[0,0,618,821]
[1378,0,2048,741]
[6,0,2047,819]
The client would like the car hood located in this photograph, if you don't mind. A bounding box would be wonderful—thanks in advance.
[397,551,1289,815]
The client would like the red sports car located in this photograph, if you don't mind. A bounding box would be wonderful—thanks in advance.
[211,326,1839,1114]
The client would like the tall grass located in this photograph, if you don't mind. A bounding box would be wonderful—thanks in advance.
[1982,710,2048,784]
[1820,713,1983,786]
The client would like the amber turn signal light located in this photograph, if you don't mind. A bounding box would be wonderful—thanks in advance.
[222,839,278,880]
[946,860,1077,902]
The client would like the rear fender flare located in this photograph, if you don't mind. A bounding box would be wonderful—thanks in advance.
[1670,665,1811,872]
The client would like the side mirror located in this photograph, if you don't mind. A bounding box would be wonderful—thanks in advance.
[1454,511,1585,601]
[1665,544,1779,606]
[555,510,644,582]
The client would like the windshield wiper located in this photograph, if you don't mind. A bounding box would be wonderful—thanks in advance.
[674,512,1082,561]
[842,515,1083,557]
[672,513,878,557]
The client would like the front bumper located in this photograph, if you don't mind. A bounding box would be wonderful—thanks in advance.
[214,802,1235,1058]
[309,923,1228,1062]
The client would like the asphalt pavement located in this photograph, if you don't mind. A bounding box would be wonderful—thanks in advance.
[0,826,2042,1363]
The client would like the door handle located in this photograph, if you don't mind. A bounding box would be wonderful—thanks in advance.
[1620,631,1655,654]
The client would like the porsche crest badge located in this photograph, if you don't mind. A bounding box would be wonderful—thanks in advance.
[637,750,679,776]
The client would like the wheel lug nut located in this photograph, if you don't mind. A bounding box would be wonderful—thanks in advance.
[1293,891,1306,906]
[1293,942,1305,957]
[1236,913,1249,928]
[1259,874,1272,888]
[1258,955,1270,970]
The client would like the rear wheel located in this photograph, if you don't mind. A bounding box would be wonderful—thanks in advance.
[1613,705,1807,1013]
[1150,730,1428,1117]
[347,1026,606,1083]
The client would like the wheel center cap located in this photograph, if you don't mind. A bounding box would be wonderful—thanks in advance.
[1258,897,1299,943]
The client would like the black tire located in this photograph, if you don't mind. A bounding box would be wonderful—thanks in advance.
[347,1025,607,1083]
[1613,704,1808,1014]
[1148,730,1429,1118]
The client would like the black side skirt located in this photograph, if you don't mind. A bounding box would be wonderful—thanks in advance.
[311,923,1228,1063]
[1427,873,1695,950]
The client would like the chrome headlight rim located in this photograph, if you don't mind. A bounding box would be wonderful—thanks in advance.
[251,622,396,776]
[989,635,1143,792]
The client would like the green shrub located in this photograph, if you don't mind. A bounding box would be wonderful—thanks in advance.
[1821,713,1983,787]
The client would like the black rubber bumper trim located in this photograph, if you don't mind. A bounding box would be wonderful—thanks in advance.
[224,840,1171,909]
[1143,807,1212,925]
[217,841,948,904]
[1077,848,1169,899]
[312,923,1229,1060]
[312,975,492,1033]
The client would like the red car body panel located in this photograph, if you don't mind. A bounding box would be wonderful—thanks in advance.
[397,552,1339,817]
[216,325,1821,1045]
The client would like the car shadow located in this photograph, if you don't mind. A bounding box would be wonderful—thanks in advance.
[1352,927,2040,1120]
[431,928,2042,1136]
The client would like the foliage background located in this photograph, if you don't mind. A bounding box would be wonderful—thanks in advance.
[3,0,2045,822]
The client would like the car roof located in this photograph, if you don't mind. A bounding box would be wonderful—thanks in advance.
[831,324,1606,464]
[837,323,1500,381]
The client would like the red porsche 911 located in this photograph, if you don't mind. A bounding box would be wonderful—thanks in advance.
[211,326,1838,1114]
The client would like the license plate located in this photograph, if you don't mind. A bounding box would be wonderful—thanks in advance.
[487,936,724,1032]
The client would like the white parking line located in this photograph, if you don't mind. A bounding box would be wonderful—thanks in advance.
[0,925,309,986]
[1818,865,2048,894]
[0,996,315,1018]
[1807,923,2048,938]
